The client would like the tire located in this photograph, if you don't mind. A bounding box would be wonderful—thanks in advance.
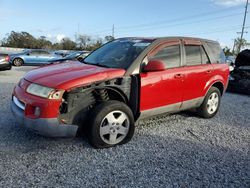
[13,58,24,66]
[197,86,221,118]
[87,101,135,149]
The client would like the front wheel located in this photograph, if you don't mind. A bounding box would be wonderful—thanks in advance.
[197,87,221,118]
[87,101,135,149]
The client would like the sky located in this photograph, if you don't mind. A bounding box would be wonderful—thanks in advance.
[0,0,249,48]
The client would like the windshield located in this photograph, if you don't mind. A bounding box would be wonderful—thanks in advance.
[83,39,152,69]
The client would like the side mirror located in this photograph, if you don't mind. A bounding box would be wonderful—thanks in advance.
[26,53,30,56]
[143,60,165,72]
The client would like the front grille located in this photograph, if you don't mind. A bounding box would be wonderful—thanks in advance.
[13,96,25,110]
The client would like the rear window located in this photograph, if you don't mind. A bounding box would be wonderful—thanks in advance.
[206,42,225,63]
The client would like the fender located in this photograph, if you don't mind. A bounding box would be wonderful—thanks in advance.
[203,75,225,96]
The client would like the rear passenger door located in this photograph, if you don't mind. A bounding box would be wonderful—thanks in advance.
[140,40,184,114]
[181,39,214,106]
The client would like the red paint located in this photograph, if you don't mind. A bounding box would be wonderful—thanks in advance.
[140,68,184,111]
[14,85,61,118]
[24,61,125,90]
[140,63,229,111]
[14,61,125,119]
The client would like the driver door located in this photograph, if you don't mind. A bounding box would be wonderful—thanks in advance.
[140,40,184,116]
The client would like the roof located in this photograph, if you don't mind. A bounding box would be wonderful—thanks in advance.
[118,36,218,44]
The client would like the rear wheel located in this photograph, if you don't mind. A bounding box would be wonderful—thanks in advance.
[87,101,135,148]
[197,87,221,118]
[13,58,23,66]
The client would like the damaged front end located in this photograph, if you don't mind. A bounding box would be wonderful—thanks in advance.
[228,49,250,95]
[57,76,139,135]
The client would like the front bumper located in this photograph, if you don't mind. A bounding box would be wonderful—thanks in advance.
[11,100,78,137]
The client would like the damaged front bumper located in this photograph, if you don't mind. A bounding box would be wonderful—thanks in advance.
[11,100,78,137]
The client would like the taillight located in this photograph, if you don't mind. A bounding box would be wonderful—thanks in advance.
[5,56,10,62]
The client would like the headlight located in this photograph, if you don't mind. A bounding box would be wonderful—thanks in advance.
[26,83,64,99]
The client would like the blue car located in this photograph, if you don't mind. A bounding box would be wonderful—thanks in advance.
[48,51,90,63]
[9,49,60,66]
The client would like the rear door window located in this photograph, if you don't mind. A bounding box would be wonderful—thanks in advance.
[185,46,202,66]
[185,45,210,65]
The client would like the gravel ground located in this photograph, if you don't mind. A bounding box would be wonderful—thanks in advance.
[0,66,249,187]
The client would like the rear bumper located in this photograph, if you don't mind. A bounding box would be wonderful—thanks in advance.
[11,100,78,137]
[0,62,11,69]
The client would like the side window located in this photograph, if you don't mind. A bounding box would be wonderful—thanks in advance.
[39,51,50,56]
[30,51,39,56]
[185,45,202,66]
[149,45,181,69]
[201,46,210,64]
[206,42,225,63]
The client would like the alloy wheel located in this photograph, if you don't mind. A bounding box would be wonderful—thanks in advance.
[206,92,219,115]
[99,110,130,145]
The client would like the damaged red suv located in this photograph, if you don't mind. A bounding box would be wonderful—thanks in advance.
[11,37,229,148]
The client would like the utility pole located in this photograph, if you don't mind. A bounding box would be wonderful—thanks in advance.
[112,24,115,38]
[238,0,249,52]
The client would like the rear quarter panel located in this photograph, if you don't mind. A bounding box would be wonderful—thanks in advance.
[203,63,229,95]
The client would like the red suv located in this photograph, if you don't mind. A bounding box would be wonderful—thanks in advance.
[11,37,229,148]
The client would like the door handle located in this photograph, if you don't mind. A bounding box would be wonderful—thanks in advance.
[206,70,212,73]
[174,74,183,78]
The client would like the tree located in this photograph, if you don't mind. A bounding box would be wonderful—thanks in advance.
[87,38,103,51]
[36,36,52,49]
[60,38,77,50]
[76,35,92,49]
[1,31,37,48]
[105,35,114,42]
[0,30,110,51]
[223,47,233,56]
[233,37,250,55]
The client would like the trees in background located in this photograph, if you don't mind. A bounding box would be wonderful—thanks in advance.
[223,47,233,56]
[3,31,248,54]
[1,31,38,49]
[232,38,250,55]
[0,31,112,51]
[223,37,249,56]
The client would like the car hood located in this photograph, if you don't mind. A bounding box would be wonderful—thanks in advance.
[24,61,126,90]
